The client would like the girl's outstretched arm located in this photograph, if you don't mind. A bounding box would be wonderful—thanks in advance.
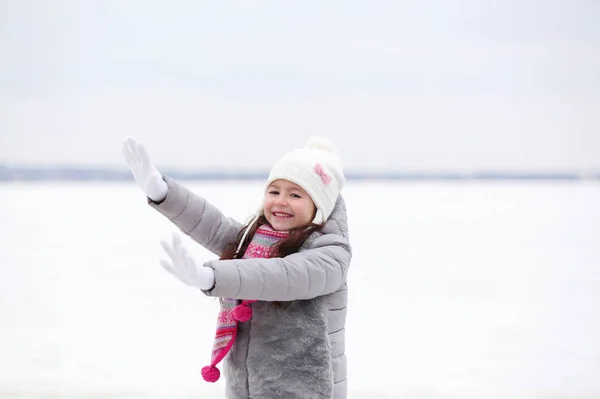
[203,233,350,301]
[122,137,242,256]
[149,176,243,257]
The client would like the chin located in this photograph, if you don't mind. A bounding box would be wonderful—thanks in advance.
[271,222,289,231]
[269,220,295,231]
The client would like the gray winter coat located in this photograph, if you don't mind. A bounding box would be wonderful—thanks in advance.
[149,176,351,399]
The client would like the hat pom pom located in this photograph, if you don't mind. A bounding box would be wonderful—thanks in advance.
[232,304,253,322]
[202,365,221,382]
[305,136,336,153]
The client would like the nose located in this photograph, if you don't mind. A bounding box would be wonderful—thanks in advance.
[274,195,288,206]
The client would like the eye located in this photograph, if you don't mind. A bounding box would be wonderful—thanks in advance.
[291,193,301,198]
[268,190,279,195]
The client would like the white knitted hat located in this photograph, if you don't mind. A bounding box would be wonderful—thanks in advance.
[263,136,345,225]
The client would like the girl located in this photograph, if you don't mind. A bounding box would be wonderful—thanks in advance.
[121,137,351,399]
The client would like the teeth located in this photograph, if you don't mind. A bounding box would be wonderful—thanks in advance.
[274,213,291,218]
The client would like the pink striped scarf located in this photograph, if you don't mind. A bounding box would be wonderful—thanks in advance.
[201,224,289,382]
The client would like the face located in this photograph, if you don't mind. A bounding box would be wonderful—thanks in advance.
[263,179,317,231]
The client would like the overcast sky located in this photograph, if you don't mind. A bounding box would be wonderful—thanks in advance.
[1,0,599,172]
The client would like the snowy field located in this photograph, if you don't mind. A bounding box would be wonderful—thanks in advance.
[1,180,599,399]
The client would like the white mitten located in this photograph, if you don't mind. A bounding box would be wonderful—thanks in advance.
[160,234,215,291]
[121,137,168,202]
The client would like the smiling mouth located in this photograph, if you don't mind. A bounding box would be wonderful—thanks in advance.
[273,212,292,218]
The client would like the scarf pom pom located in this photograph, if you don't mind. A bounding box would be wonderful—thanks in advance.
[232,304,253,322]
[202,365,221,382]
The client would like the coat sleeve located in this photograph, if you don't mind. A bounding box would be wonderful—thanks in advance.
[147,175,243,257]
[202,232,351,301]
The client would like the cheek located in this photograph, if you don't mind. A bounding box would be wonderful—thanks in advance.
[263,198,274,212]
[299,201,316,218]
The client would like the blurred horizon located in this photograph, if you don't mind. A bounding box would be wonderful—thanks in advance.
[2,163,600,182]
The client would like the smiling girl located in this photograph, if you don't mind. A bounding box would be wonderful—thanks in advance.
[122,136,352,399]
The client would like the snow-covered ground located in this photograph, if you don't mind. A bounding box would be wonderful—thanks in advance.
[1,180,599,398]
